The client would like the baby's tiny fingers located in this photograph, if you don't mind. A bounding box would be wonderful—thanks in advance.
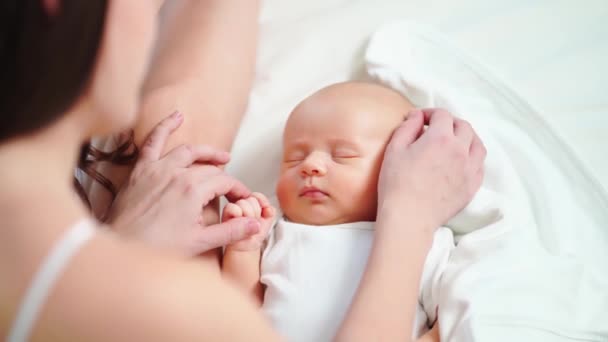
[261,206,276,220]
[236,199,255,218]
[251,192,271,209]
[246,197,262,218]
[222,203,243,220]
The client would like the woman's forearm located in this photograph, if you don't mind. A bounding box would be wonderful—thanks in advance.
[336,205,434,341]
[127,0,260,267]
[335,109,484,341]
[136,0,261,151]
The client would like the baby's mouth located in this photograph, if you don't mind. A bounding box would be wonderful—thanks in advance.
[299,186,329,199]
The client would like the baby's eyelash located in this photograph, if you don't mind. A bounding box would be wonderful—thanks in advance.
[332,149,359,158]
[283,152,305,161]
[283,156,305,163]
[332,154,360,162]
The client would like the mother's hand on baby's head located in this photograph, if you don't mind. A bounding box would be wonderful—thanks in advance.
[377,108,486,231]
[109,112,262,256]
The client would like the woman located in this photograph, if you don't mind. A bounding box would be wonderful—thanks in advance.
[0,1,485,341]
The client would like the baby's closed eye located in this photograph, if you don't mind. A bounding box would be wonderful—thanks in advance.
[283,151,306,164]
[332,148,360,161]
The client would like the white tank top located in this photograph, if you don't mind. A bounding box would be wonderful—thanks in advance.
[7,219,96,342]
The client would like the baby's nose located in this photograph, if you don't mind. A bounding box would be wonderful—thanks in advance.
[300,153,327,177]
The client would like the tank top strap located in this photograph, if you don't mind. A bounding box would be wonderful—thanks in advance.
[7,218,97,342]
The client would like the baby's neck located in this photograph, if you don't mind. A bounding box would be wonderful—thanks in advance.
[282,216,375,226]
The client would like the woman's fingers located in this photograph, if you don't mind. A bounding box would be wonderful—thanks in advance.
[224,182,253,203]
[168,166,251,207]
[163,144,230,168]
[421,108,455,136]
[386,109,425,150]
[469,133,487,193]
[469,133,487,166]
[195,174,251,206]
[454,119,474,148]
[139,111,183,164]
[191,218,260,253]
[378,107,488,229]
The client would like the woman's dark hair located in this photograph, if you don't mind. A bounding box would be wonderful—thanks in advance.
[1,0,137,214]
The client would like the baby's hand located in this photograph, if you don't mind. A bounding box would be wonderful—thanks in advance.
[222,192,276,251]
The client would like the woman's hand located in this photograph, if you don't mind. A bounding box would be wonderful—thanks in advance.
[378,108,486,231]
[108,112,261,256]
[337,109,483,341]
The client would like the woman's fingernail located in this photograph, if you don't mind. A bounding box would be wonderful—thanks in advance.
[246,220,260,234]
[171,111,183,121]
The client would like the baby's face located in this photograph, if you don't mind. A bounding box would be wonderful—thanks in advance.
[276,82,413,225]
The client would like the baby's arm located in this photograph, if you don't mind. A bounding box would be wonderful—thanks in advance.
[221,193,275,307]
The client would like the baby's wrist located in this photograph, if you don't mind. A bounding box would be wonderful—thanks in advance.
[225,243,264,253]
[223,247,262,267]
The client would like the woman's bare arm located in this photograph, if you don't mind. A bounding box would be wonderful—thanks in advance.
[104,0,261,268]
[336,207,434,341]
[136,0,260,151]
[336,109,485,341]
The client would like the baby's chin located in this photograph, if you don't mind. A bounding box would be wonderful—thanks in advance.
[279,195,378,226]
[282,208,359,226]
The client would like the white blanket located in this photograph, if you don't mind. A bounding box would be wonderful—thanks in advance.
[365,22,608,341]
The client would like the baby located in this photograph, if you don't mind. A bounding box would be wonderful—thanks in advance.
[221,82,452,341]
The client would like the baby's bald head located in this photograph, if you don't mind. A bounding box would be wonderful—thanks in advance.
[285,81,414,142]
[277,82,416,225]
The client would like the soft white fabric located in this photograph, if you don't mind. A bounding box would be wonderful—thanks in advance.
[365,22,608,341]
[261,219,454,341]
[7,219,96,342]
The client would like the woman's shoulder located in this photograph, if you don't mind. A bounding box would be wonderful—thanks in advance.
[27,229,222,340]
[1,219,243,341]
[3,217,278,341]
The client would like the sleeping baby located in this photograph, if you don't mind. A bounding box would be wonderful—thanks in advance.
[221,81,453,341]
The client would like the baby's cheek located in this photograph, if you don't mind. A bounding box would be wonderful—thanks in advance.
[336,168,379,221]
[276,176,295,214]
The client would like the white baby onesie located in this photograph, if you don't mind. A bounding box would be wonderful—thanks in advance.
[260,219,454,341]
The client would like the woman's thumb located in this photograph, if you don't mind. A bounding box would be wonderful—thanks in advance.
[192,218,260,253]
